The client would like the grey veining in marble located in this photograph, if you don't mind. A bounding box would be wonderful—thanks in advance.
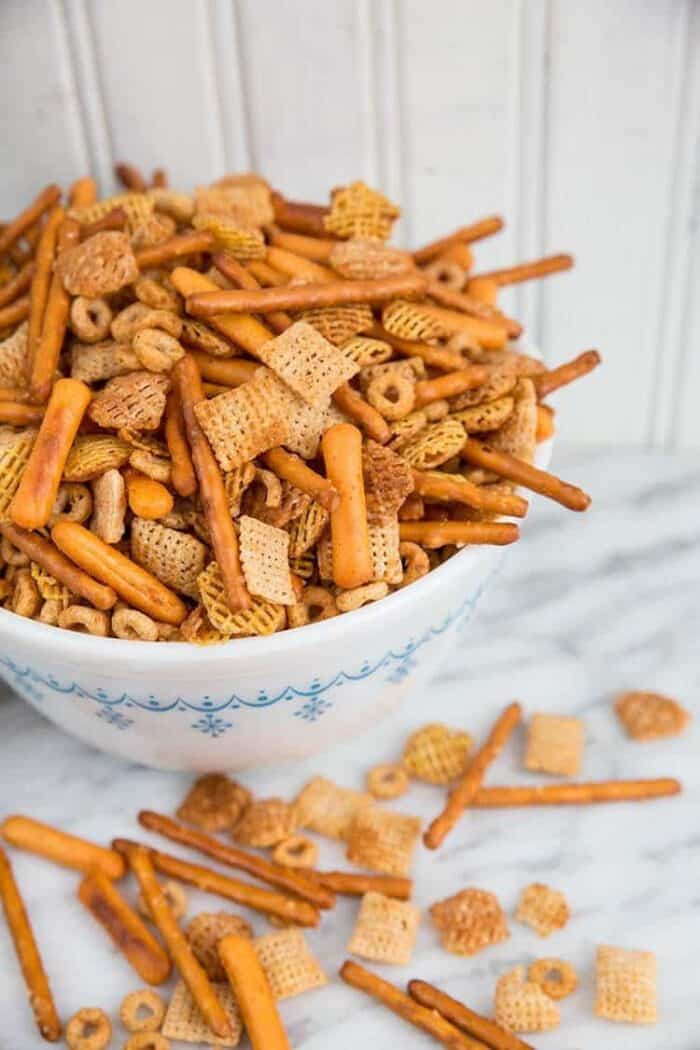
[0,448,698,1049]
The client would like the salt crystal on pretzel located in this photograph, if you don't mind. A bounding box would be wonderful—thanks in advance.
[0,429,35,523]
[362,440,414,525]
[324,181,400,241]
[55,231,138,297]
[197,560,286,636]
[399,417,467,470]
[254,928,328,1000]
[346,807,421,877]
[348,891,421,966]
[293,777,374,841]
[88,371,170,432]
[162,979,242,1047]
[0,321,29,386]
[193,368,289,472]
[431,888,509,956]
[238,515,296,605]
[70,341,140,383]
[298,303,374,346]
[256,321,358,407]
[131,518,207,599]
[329,238,413,280]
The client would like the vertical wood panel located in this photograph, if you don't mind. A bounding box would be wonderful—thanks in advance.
[237,0,369,203]
[540,0,687,445]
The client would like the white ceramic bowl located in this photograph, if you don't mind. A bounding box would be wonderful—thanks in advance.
[0,358,551,771]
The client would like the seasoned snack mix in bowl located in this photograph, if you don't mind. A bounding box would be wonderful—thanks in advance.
[0,166,600,768]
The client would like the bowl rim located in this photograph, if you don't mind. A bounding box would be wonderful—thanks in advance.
[0,342,549,666]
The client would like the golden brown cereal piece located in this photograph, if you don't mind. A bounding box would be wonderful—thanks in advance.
[48,482,93,527]
[403,723,473,785]
[423,257,467,290]
[70,340,140,383]
[238,515,296,605]
[55,231,138,297]
[162,979,242,1047]
[133,328,185,373]
[516,882,570,938]
[382,299,446,342]
[272,836,318,870]
[180,317,234,356]
[286,584,338,627]
[232,799,296,849]
[192,213,265,260]
[363,440,414,525]
[196,181,273,228]
[131,213,177,250]
[366,369,415,421]
[124,1034,170,1050]
[398,541,430,587]
[615,690,691,741]
[430,888,509,956]
[193,368,289,472]
[595,945,657,1024]
[88,371,169,432]
[388,410,428,452]
[137,880,187,924]
[70,192,154,231]
[325,181,400,240]
[452,395,515,434]
[346,807,421,877]
[120,989,166,1033]
[177,774,252,833]
[494,967,560,1034]
[450,366,518,409]
[57,605,110,636]
[10,567,41,618]
[111,302,182,344]
[197,561,286,637]
[0,429,35,523]
[366,764,409,800]
[253,927,327,1000]
[90,469,126,544]
[490,377,537,463]
[69,297,112,343]
[186,912,253,981]
[134,274,181,312]
[524,713,585,777]
[528,958,578,1000]
[257,321,358,407]
[336,580,389,612]
[174,604,223,645]
[329,238,413,279]
[63,434,132,482]
[112,606,160,641]
[347,891,421,965]
[400,417,467,470]
[149,187,195,224]
[293,776,374,841]
[368,521,403,585]
[299,303,374,346]
[339,335,394,367]
[65,1007,112,1050]
[287,501,329,557]
[0,321,29,385]
[223,463,256,517]
[131,518,207,599]
[30,561,71,605]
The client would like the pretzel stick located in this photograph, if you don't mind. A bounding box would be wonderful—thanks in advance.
[0,402,44,425]
[467,277,499,305]
[472,778,682,807]
[410,471,528,519]
[51,521,187,625]
[0,185,61,260]
[399,522,519,548]
[424,702,522,849]
[151,168,168,189]
[26,205,64,378]
[408,981,534,1050]
[30,217,81,402]
[262,447,339,513]
[536,403,555,442]
[438,243,474,270]
[1,815,125,878]
[135,231,214,270]
[112,839,320,926]
[212,252,292,333]
[247,258,289,287]
[165,390,197,498]
[68,177,97,207]
[0,260,34,308]
[317,872,413,900]
[266,244,334,283]
[417,303,507,350]
[114,162,147,192]
[533,349,601,399]
[188,351,261,388]
[10,378,91,529]
[174,354,250,613]
[0,847,61,1043]
[138,810,334,910]
[414,367,489,408]
[0,294,29,328]
[0,385,36,402]
[413,216,505,265]
[126,844,231,1040]
[341,961,486,1049]
[203,381,234,397]
[427,282,522,339]
[77,869,171,985]
[331,383,391,444]
[368,323,466,372]
[469,253,574,287]
[171,267,272,356]
[219,933,291,1050]
[187,273,428,317]
[322,423,374,588]
[80,207,128,240]
[0,525,117,610]
[461,438,591,512]
[271,192,330,237]
[268,228,336,261]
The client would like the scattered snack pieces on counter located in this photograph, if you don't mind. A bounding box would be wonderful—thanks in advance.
[523,712,585,777]
[347,891,421,965]
[615,690,691,741]
[0,166,602,642]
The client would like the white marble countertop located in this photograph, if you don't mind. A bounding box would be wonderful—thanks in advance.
[1,448,698,1050]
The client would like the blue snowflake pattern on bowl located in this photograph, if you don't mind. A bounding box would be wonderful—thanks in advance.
[192,712,233,738]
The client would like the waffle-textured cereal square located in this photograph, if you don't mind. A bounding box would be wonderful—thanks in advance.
[399,417,467,470]
[298,303,374,347]
[55,231,138,298]
[324,182,400,241]
[516,883,570,938]
[193,368,290,472]
[595,945,657,1025]
[524,713,584,777]
[131,518,207,599]
[257,322,359,408]
[293,776,374,841]
[368,521,403,584]
[430,888,509,956]
[232,798,297,848]
[346,807,421,877]
[402,722,472,785]
[494,966,560,1034]
[0,321,29,385]
[287,502,329,558]
[347,891,421,965]
[254,928,328,1000]
[0,428,35,523]
[329,239,413,280]
[162,979,242,1046]
[238,515,296,605]
[177,773,252,832]
[186,912,253,981]
[363,440,414,525]
[88,371,169,432]
[197,560,287,637]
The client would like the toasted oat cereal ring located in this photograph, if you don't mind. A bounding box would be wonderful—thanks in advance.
[65,1007,112,1050]
[398,542,430,588]
[120,989,166,1033]
[124,1034,170,1050]
[422,258,466,291]
[272,835,318,870]
[336,581,389,613]
[367,763,409,800]
[70,296,113,343]
[49,482,93,526]
[137,880,187,923]
[366,371,415,421]
[301,585,338,624]
[133,328,185,373]
[57,605,111,636]
[112,607,160,642]
[528,958,578,1000]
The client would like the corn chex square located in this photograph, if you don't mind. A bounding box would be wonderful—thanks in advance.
[198,560,286,637]
[524,713,584,777]
[346,807,421,877]
[257,321,358,408]
[293,776,374,841]
[595,945,657,1025]
[368,521,403,584]
[494,966,560,1034]
[347,891,421,965]
[0,428,35,523]
[131,518,207,598]
[516,882,570,938]
[162,979,242,1046]
[194,368,290,472]
[239,515,296,605]
[254,928,328,1000]
[363,440,414,525]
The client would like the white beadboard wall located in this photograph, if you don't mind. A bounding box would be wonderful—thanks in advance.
[1,0,698,448]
